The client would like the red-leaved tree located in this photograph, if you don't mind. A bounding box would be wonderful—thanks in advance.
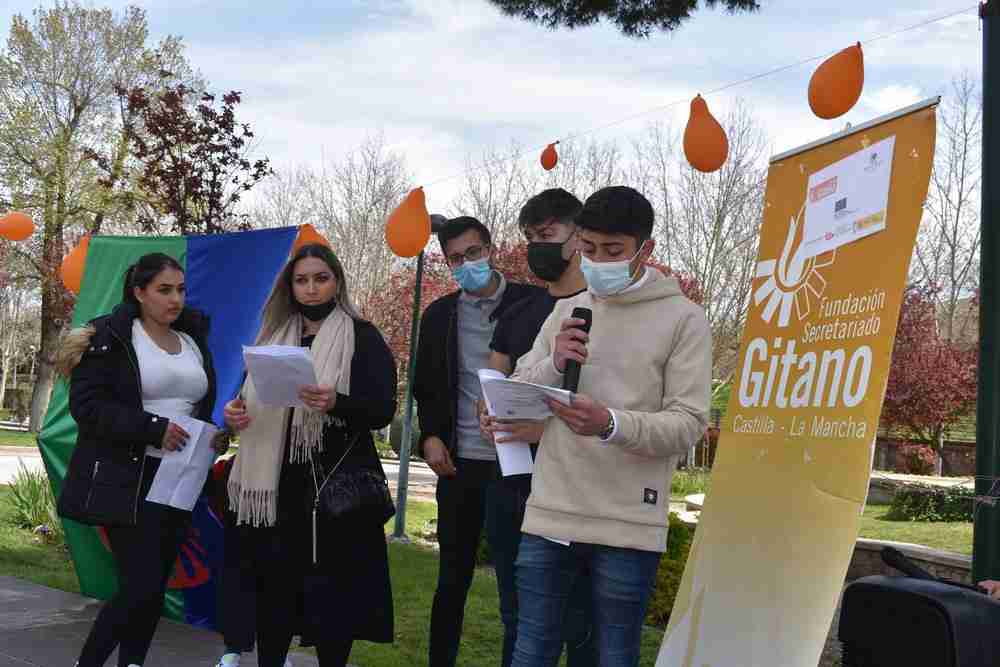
[881,286,978,474]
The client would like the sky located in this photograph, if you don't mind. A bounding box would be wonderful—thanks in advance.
[0,0,984,212]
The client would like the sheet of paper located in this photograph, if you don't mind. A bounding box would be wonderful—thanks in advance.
[479,373,572,421]
[243,344,317,408]
[146,416,218,511]
[478,370,535,476]
[802,136,896,258]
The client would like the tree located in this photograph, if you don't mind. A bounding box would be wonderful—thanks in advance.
[912,73,982,346]
[487,0,761,38]
[452,142,540,245]
[0,3,190,430]
[881,287,978,475]
[636,103,767,378]
[100,83,273,234]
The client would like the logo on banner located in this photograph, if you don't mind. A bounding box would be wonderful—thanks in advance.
[754,205,835,328]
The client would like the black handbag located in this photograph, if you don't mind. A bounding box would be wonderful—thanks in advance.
[308,432,396,563]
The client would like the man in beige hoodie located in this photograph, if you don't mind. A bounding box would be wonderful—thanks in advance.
[509,186,711,667]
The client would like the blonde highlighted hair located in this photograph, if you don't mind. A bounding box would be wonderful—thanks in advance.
[256,243,361,344]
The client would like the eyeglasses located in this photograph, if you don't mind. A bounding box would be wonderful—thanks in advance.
[446,244,487,267]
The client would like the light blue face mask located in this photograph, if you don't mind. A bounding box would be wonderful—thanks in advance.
[452,257,493,292]
[580,247,643,297]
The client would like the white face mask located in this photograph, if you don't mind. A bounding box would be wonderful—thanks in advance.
[579,246,644,297]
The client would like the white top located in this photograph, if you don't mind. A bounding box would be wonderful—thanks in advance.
[132,320,209,458]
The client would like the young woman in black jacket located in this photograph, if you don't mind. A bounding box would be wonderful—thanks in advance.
[221,243,396,667]
[56,253,224,667]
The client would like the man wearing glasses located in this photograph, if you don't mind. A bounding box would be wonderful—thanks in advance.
[414,216,543,667]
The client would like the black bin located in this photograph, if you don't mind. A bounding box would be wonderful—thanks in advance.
[838,575,1000,667]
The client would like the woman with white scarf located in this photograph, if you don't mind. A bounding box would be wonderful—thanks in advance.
[220,244,396,667]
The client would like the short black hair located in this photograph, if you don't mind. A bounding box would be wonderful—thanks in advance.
[576,186,654,243]
[518,188,582,230]
[437,216,491,253]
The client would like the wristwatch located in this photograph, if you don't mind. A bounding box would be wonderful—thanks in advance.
[599,410,615,441]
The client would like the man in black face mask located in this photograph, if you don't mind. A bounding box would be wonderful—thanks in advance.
[480,188,595,667]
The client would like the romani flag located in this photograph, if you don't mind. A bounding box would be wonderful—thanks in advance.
[37,226,302,627]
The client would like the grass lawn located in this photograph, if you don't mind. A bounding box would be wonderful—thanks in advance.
[0,488,665,666]
[0,486,79,593]
[0,429,37,448]
[858,504,972,555]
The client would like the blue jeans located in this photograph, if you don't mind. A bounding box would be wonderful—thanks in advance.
[485,475,596,667]
[511,534,661,667]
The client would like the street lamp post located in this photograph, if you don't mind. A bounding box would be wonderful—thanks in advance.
[974,0,1000,584]
[391,214,446,541]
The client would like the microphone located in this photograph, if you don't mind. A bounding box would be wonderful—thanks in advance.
[563,307,592,393]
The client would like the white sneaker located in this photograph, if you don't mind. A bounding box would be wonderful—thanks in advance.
[216,654,240,667]
[285,658,293,667]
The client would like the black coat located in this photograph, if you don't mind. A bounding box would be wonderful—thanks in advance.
[57,302,217,527]
[412,281,543,458]
[228,318,398,644]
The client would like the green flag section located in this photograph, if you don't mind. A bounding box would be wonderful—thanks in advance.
[39,236,187,617]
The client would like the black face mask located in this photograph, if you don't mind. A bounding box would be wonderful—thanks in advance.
[527,241,572,282]
[295,297,338,322]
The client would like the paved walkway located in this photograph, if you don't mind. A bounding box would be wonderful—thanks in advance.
[0,576,327,667]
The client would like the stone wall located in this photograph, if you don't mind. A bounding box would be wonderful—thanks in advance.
[846,538,971,584]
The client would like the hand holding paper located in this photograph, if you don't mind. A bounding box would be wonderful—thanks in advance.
[243,344,318,408]
[146,415,219,511]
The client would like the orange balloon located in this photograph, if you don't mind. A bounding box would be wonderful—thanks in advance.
[291,224,331,254]
[809,42,864,120]
[540,143,559,171]
[385,187,431,258]
[683,95,729,173]
[0,211,34,241]
[60,235,91,295]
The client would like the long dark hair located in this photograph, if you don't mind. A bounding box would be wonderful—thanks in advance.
[256,243,360,343]
[121,253,184,305]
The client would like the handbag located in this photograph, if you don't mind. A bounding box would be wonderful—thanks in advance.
[308,432,396,563]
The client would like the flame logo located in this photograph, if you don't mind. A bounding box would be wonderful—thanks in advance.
[754,203,835,327]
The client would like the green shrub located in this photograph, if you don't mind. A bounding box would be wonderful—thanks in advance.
[886,484,974,522]
[645,513,697,627]
[4,459,62,541]
[373,436,395,459]
[671,468,711,498]
[388,414,421,459]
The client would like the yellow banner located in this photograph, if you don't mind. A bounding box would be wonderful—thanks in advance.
[657,101,937,667]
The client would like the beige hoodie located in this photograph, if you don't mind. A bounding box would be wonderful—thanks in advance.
[512,269,711,553]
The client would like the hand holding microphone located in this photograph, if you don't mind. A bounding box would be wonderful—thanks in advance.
[554,307,592,381]
[549,307,612,437]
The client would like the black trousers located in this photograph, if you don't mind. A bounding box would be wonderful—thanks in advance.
[77,474,190,667]
[244,524,353,667]
[429,457,499,667]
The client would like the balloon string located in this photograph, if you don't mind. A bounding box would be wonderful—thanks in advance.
[420,4,978,190]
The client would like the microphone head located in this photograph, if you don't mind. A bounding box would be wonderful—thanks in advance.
[571,306,593,333]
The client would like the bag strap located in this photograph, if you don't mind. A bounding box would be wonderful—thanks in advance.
[310,431,362,499]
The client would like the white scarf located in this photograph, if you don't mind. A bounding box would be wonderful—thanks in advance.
[228,307,355,526]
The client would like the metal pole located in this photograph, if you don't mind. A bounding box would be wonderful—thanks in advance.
[974,0,1000,584]
[391,249,425,540]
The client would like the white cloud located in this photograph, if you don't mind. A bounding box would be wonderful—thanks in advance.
[862,84,925,115]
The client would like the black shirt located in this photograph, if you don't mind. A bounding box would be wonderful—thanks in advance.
[490,289,586,369]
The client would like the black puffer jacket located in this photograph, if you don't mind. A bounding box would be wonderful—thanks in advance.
[56,302,217,527]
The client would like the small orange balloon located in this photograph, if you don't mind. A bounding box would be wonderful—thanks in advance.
[60,234,91,295]
[683,95,729,173]
[291,224,331,255]
[385,187,432,258]
[540,143,559,171]
[0,211,34,241]
[809,42,864,120]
